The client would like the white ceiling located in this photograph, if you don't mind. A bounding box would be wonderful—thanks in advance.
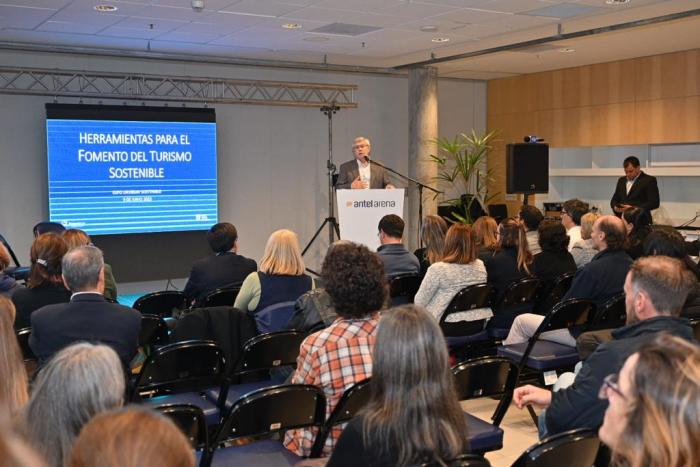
[0,0,698,79]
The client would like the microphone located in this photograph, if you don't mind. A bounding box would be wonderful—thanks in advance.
[524,135,544,143]
[363,156,370,163]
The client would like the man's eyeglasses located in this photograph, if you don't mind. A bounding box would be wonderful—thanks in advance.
[598,373,626,400]
[560,210,569,217]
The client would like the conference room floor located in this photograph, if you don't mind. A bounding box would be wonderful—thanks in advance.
[460,398,539,466]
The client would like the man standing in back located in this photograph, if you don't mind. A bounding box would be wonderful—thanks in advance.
[610,156,660,215]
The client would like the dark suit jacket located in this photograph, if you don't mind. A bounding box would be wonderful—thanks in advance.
[29,293,141,367]
[335,159,392,189]
[183,252,257,305]
[610,171,660,213]
[12,282,71,330]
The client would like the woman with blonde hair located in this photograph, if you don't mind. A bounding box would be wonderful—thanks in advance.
[571,211,601,268]
[69,407,194,467]
[62,229,118,301]
[415,223,491,326]
[12,233,70,329]
[327,305,475,466]
[22,343,125,467]
[413,215,448,276]
[235,229,314,332]
[599,333,700,467]
[473,216,498,262]
[484,218,533,330]
[0,296,28,418]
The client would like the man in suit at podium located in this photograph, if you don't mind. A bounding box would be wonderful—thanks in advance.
[335,136,395,189]
[610,156,660,215]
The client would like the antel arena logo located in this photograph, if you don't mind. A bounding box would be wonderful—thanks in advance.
[346,200,396,208]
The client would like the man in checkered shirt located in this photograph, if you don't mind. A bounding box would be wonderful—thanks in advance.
[284,241,387,457]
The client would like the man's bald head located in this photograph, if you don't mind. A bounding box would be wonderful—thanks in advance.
[593,215,626,251]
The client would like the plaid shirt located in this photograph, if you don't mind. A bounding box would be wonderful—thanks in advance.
[284,314,379,457]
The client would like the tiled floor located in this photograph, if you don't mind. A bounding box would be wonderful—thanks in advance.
[460,398,540,467]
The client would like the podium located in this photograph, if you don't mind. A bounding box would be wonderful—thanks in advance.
[336,189,405,251]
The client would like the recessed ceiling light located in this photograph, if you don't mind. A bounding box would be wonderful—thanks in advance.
[303,36,329,42]
[94,4,118,12]
[282,23,302,30]
[559,47,576,53]
[605,0,630,4]
[432,37,450,43]
[420,25,438,32]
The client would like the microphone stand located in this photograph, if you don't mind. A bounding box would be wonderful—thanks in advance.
[365,157,442,246]
[675,213,700,230]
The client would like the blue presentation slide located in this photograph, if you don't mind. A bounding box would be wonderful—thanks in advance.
[46,119,217,236]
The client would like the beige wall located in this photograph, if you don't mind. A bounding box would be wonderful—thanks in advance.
[487,48,700,214]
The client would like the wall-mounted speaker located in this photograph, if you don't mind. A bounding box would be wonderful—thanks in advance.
[506,143,549,194]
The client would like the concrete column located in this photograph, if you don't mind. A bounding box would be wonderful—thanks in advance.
[407,66,438,250]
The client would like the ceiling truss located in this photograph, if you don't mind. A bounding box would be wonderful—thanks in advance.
[0,66,358,108]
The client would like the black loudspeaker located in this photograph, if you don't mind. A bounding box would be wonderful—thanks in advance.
[506,143,549,194]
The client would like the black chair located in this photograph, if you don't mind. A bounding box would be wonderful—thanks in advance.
[421,454,492,467]
[16,327,36,362]
[200,384,326,467]
[691,318,700,341]
[32,221,65,237]
[1,233,29,281]
[309,378,372,458]
[200,287,240,308]
[534,272,575,315]
[453,357,519,453]
[139,314,169,354]
[130,340,228,426]
[154,403,208,450]
[204,331,307,409]
[489,277,541,339]
[133,291,187,318]
[496,298,596,423]
[389,274,422,305]
[511,428,601,467]
[439,283,492,349]
[590,293,626,330]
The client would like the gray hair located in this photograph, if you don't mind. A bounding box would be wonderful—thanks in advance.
[61,245,104,292]
[23,343,125,467]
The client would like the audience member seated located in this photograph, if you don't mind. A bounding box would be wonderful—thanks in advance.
[576,225,700,357]
[621,207,652,260]
[570,212,600,269]
[512,255,696,438]
[375,214,420,278]
[0,243,19,298]
[284,242,386,457]
[29,246,141,368]
[484,218,532,329]
[531,220,576,284]
[598,334,699,467]
[12,233,70,330]
[504,215,631,347]
[326,305,469,466]
[21,343,125,467]
[415,223,491,326]
[473,216,498,262]
[62,229,118,302]
[0,296,28,418]
[69,407,194,467]
[413,214,448,277]
[235,229,313,331]
[183,222,257,307]
[560,199,589,251]
[518,205,544,256]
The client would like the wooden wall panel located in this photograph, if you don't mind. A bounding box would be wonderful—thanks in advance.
[486,48,700,210]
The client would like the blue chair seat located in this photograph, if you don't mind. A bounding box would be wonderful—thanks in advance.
[144,392,221,425]
[488,328,510,339]
[205,439,301,466]
[446,330,489,348]
[497,341,580,371]
[464,412,503,453]
[204,380,277,409]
